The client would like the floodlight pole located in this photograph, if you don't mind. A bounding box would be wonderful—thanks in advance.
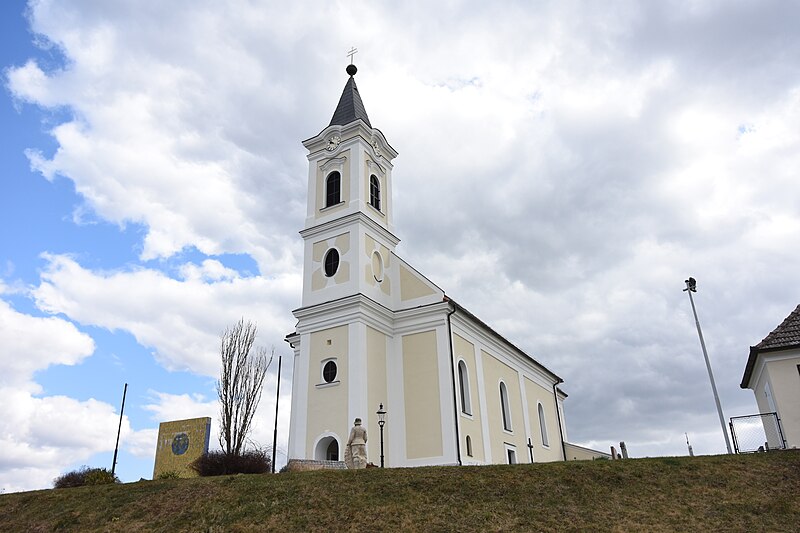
[683,278,733,454]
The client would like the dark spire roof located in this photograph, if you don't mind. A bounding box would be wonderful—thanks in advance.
[740,304,800,388]
[328,64,372,128]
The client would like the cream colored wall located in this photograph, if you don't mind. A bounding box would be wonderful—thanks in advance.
[314,149,351,217]
[306,325,349,457]
[564,442,610,461]
[402,330,444,459]
[311,232,351,291]
[524,377,562,462]
[367,326,389,464]
[480,350,527,462]
[454,334,484,462]
[399,264,436,301]
[753,369,772,415]
[765,354,800,447]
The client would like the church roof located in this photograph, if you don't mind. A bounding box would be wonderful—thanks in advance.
[448,298,564,384]
[328,65,372,128]
[740,304,800,388]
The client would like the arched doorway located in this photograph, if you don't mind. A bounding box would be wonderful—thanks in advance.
[314,435,340,461]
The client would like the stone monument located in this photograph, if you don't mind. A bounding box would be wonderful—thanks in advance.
[153,417,211,478]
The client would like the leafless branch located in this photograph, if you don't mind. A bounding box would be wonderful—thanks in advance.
[216,318,273,457]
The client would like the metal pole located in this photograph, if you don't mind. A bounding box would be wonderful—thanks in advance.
[272,355,282,473]
[379,424,385,468]
[684,279,733,454]
[111,383,128,477]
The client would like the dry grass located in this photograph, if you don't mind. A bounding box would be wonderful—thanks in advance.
[1,451,798,532]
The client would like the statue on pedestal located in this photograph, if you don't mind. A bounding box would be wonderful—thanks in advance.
[345,418,368,469]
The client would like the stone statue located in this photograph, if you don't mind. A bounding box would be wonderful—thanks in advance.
[345,417,368,469]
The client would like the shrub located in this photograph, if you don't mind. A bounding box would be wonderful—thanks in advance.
[156,470,181,480]
[54,466,120,489]
[191,449,271,476]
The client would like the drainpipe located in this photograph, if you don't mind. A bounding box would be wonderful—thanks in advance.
[446,303,462,466]
[552,380,566,461]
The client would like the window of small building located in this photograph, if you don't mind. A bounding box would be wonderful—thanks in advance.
[466,435,473,457]
[322,360,337,383]
[458,360,472,415]
[325,172,341,207]
[500,381,512,431]
[324,249,339,277]
[538,403,549,447]
[369,175,381,211]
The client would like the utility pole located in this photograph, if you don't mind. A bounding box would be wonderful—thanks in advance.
[683,277,733,454]
[111,383,128,477]
[272,355,282,473]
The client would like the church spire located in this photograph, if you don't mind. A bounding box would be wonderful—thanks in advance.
[328,64,372,128]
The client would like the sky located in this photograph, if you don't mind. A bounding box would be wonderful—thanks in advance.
[1,0,799,492]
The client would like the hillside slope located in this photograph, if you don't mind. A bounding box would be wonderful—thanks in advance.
[1,451,798,532]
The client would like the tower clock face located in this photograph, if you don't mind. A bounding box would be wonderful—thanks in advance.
[171,433,190,455]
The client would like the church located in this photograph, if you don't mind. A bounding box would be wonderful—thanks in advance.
[285,63,573,467]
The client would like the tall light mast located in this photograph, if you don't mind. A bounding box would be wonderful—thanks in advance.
[683,277,733,454]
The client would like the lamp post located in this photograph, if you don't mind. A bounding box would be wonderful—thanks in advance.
[683,277,733,454]
[376,403,386,468]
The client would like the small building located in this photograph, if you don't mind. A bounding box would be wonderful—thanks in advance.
[285,65,572,467]
[740,304,800,449]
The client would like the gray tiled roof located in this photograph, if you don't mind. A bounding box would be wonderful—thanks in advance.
[754,304,800,350]
[329,75,371,128]
[740,304,800,388]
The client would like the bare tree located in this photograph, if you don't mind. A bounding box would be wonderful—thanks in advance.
[217,319,272,457]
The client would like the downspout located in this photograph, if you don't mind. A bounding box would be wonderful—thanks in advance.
[446,303,462,466]
[553,380,566,461]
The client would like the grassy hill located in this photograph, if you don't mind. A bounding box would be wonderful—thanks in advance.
[1,451,798,532]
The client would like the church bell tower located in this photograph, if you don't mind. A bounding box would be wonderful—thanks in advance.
[286,64,400,464]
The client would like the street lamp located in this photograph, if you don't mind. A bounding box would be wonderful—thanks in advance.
[683,277,733,454]
[376,403,386,468]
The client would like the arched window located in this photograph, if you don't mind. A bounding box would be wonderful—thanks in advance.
[324,249,339,277]
[325,172,341,207]
[458,360,472,415]
[538,403,549,447]
[369,175,381,211]
[500,381,512,431]
[465,435,473,457]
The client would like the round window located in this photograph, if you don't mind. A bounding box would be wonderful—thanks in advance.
[323,360,337,383]
[324,249,340,277]
[371,250,384,282]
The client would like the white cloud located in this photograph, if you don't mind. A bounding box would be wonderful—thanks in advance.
[0,295,94,390]
[32,254,299,376]
[0,294,132,492]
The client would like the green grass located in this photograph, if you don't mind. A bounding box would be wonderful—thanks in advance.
[1,451,798,532]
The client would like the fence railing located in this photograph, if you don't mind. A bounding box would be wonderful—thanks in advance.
[729,412,786,453]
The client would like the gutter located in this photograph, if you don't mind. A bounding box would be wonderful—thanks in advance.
[552,380,566,461]
[446,303,462,466]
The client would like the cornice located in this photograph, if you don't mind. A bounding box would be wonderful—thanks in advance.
[300,211,400,247]
[293,293,395,336]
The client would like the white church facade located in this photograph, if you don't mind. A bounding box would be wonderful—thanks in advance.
[285,64,569,467]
